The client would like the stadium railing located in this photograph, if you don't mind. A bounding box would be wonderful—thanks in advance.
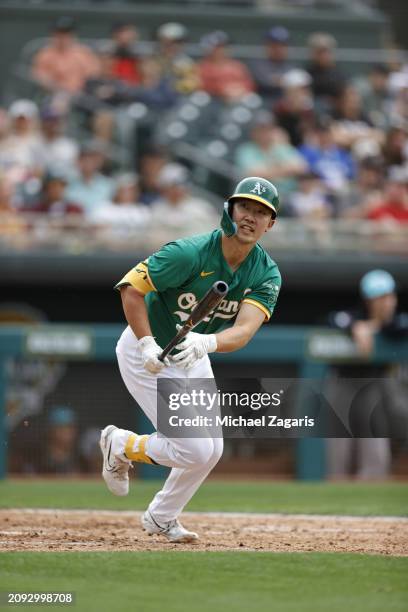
[1,215,408,256]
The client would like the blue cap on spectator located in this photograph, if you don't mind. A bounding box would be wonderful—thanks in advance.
[266,26,289,43]
[53,16,76,33]
[201,31,229,52]
[48,406,76,426]
[40,106,62,121]
[360,270,396,299]
[43,169,68,184]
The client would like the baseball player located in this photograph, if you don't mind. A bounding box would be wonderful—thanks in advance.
[100,176,281,542]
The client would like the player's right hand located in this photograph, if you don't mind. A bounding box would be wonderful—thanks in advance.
[136,336,170,374]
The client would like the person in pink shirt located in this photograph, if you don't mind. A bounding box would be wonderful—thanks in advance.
[32,17,100,95]
[197,31,255,102]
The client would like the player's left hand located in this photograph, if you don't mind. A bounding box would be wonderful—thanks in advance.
[171,326,217,370]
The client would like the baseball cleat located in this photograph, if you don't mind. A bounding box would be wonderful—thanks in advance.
[100,425,132,496]
[141,510,199,543]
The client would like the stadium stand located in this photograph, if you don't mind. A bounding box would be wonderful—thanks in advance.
[0,0,407,478]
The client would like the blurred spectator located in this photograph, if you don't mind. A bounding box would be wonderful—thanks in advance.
[154,22,200,95]
[0,173,27,237]
[387,69,408,125]
[138,147,169,205]
[150,163,218,235]
[331,85,383,152]
[273,69,315,146]
[327,270,408,479]
[0,100,41,186]
[89,172,151,231]
[198,31,255,102]
[306,32,345,111]
[85,50,176,113]
[0,108,9,156]
[83,49,131,108]
[287,171,331,218]
[30,170,83,217]
[249,26,293,102]
[340,156,384,218]
[79,427,103,473]
[382,124,407,168]
[83,51,178,144]
[82,49,132,143]
[234,112,306,203]
[135,57,179,109]
[65,142,114,216]
[40,406,79,474]
[367,166,408,223]
[353,64,391,129]
[299,119,355,196]
[35,106,79,174]
[110,22,141,85]
[32,16,100,95]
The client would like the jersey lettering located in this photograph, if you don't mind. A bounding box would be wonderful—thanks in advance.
[116,230,281,348]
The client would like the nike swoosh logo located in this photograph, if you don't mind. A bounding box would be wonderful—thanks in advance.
[200,271,215,277]
[107,440,116,469]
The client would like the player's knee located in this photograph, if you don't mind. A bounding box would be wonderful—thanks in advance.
[209,437,223,468]
[196,438,216,466]
[189,438,215,467]
[190,438,222,469]
[214,438,224,463]
[176,438,213,467]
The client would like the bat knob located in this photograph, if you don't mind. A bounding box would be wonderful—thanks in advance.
[213,281,228,296]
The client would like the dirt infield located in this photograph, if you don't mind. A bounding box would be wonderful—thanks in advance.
[1,509,407,555]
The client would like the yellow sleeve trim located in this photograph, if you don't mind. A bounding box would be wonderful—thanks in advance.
[145,259,158,292]
[242,298,271,322]
[114,260,156,296]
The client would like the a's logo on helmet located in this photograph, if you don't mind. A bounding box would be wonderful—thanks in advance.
[250,181,267,196]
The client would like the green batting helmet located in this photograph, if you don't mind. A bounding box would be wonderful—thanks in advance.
[221,177,279,237]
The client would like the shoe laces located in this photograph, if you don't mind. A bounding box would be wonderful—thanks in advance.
[111,460,133,479]
[163,519,182,533]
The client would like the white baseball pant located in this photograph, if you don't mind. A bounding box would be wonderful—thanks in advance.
[115,325,223,523]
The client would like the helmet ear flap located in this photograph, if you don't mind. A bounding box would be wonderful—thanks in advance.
[220,201,237,237]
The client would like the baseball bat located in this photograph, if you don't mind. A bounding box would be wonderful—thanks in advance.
[159,280,229,361]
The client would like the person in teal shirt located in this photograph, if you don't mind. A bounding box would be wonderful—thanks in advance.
[65,144,114,216]
[235,114,306,204]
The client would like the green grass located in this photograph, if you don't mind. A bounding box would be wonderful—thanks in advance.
[2,481,407,611]
[1,552,407,612]
[0,479,407,516]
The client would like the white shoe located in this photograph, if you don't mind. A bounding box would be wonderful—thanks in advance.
[100,425,132,497]
[141,511,199,543]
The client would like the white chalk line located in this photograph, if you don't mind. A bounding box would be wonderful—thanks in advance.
[1,508,407,522]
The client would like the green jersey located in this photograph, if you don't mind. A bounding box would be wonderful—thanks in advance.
[116,229,281,349]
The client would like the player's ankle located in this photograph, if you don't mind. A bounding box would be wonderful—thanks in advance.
[110,428,134,460]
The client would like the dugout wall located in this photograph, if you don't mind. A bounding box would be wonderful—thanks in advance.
[1,323,407,482]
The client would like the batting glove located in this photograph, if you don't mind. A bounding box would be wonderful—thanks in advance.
[171,326,217,370]
[137,336,170,374]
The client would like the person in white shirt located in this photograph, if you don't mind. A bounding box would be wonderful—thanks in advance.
[0,100,42,185]
[35,107,78,175]
[90,172,151,236]
[150,163,218,239]
[288,171,331,218]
